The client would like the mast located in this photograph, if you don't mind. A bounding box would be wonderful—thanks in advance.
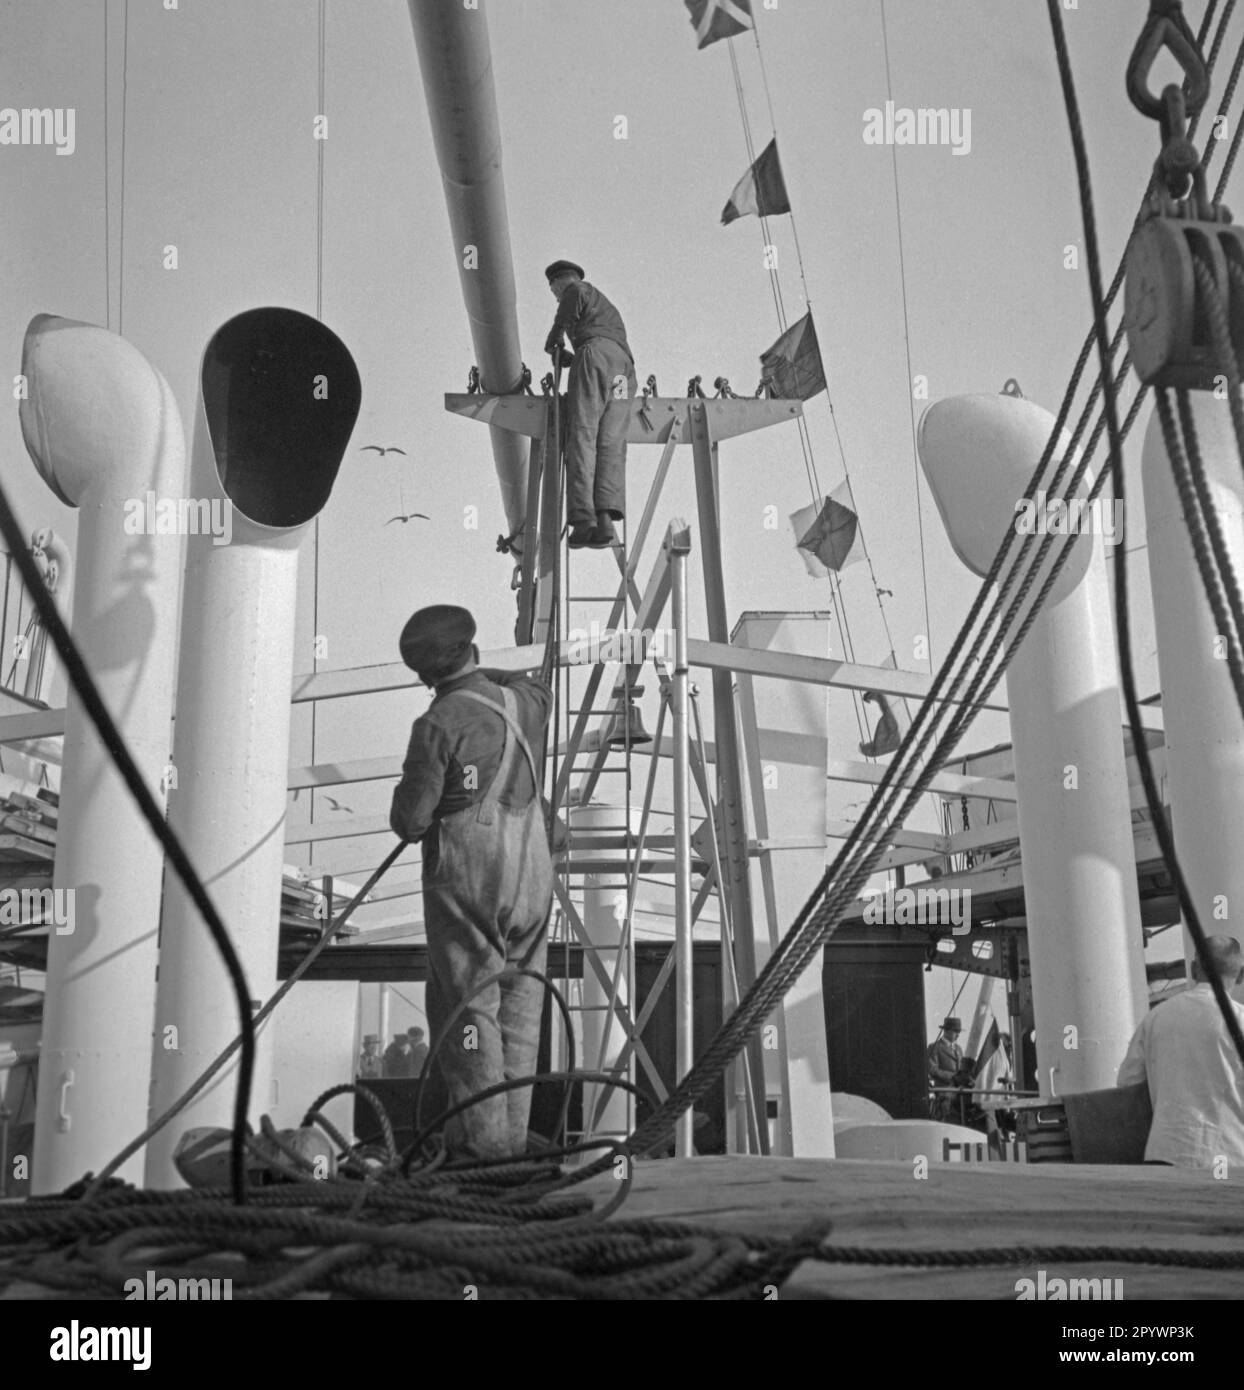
[408,0,529,547]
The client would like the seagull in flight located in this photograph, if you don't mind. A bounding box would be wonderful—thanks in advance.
[386,483,428,525]
[323,796,354,813]
[361,444,407,457]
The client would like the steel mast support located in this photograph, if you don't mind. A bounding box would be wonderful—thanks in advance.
[445,390,803,1153]
[687,403,768,1152]
[666,519,694,1157]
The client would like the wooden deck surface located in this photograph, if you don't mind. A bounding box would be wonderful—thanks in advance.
[579,1155,1244,1299]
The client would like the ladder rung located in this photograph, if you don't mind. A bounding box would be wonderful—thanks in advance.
[562,819,638,826]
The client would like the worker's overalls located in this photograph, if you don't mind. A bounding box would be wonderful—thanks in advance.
[421,688,554,1159]
[566,339,638,526]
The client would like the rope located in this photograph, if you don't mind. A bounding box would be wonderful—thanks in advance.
[103,0,110,330]
[609,0,1244,1153]
[619,362,1124,1152]
[1165,389,1244,701]
[308,0,328,864]
[1202,8,1244,177]
[725,23,880,765]
[879,0,934,669]
[0,480,256,1203]
[81,839,407,1200]
[748,14,814,307]
[1050,0,1244,1081]
[407,965,577,1165]
[117,0,129,336]
[1199,0,1222,50]
[621,0,1244,1147]
[1207,257,1244,456]
[1205,0,1238,78]
[5,1164,1243,1300]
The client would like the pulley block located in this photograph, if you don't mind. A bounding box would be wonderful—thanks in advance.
[1125,213,1244,389]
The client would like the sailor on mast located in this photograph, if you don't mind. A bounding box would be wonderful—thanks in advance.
[544,260,637,549]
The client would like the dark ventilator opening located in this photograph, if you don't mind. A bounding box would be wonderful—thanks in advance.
[200,306,362,528]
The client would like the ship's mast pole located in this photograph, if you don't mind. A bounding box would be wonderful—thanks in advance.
[667,521,694,1157]
[407,0,529,547]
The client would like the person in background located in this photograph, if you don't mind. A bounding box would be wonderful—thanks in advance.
[927,1016,969,1122]
[543,260,637,550]
[407,1026,430,1078]
[383,1031,414,1079]
[1117,934,1244,1169]
[357,1034,383,1081]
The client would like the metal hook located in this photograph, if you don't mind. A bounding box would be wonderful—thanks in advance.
[1126,0,1209,123]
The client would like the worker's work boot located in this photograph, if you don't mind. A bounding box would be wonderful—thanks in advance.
[589,512,618,548]
[567,521,596,549]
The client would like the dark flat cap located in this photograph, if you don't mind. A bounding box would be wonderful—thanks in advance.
[399,604,476,673]
[545,260,585,282]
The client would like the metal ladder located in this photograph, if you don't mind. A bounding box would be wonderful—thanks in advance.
[550,515,657,1149]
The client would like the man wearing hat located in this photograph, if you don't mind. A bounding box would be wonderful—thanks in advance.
[358,1034,383,1081]
[383,1031,414,1078]
[544,260,637,549]
[927,1017,967,1121]
[389,604,554,1159]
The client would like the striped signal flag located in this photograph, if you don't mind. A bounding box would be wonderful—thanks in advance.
[759,312,826,402]
[721,138,790,224]
[685,0,754,49]
[789,481,861,578]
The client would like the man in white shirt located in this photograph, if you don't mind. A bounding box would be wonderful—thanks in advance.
[1117,934,1244,1170]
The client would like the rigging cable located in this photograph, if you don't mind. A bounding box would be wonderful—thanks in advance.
[1049,0,1244,1073]
[596,0,1244,1156]
[103,0,110,330]
[117,0,129,337]
[308,0,327,871]
[0,475,257,1205]
[878,0,934,672]
[747,19,900,670]
[739,11,904,704]
[726,26,873,747]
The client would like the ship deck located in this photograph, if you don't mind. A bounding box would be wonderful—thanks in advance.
[578,1155,1244,1299]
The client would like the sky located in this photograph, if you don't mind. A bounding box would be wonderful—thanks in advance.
[1,0,1199,1040]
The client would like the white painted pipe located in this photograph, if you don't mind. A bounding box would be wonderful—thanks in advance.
[573,802,636,1143]
[407,0,529,542]
[919,394,1147,1097]
[1142,393,1244,975]
[145,308,360,1187]
[18,314,187,1192]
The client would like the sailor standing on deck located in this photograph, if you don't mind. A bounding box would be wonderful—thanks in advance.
[544,260,638,550]
[390,605,555,1159]
[927,1016,968,1121]
[1117,934,1244,1169]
